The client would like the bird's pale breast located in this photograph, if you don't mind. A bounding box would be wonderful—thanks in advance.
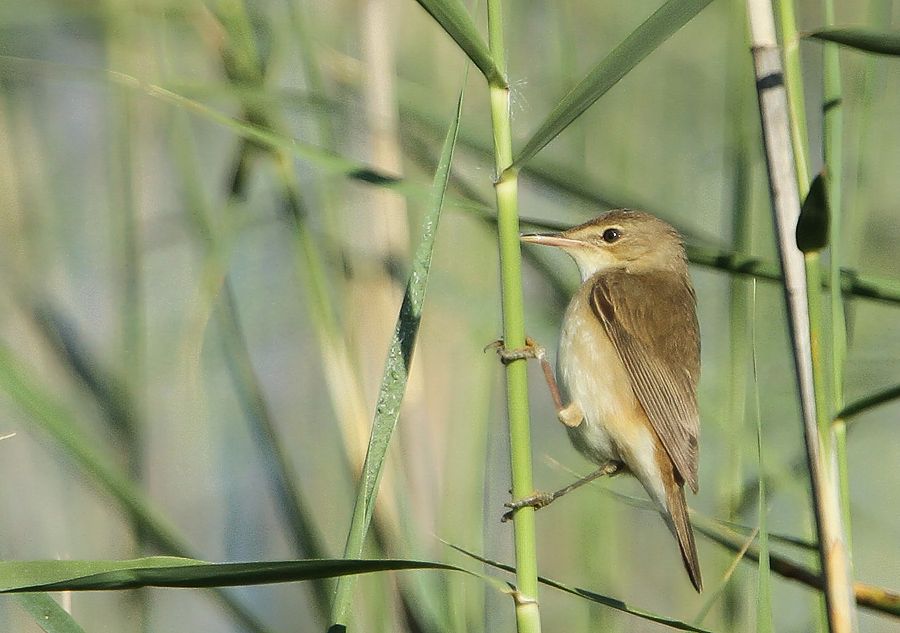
[557,283,667,505]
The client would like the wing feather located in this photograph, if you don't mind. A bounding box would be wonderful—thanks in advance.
[590,271,701,492]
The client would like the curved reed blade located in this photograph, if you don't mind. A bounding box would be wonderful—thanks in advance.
[512,0,714,169]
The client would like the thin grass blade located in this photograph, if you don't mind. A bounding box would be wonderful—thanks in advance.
[445,543,717,633]
[412,1,505,85]
[806,28,900,56]
[512,0,714,169]
[15,594,87,633]
[328,86,465,629]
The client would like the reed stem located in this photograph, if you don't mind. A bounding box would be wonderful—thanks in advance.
[487,1,541,631]
[744,1,857,631]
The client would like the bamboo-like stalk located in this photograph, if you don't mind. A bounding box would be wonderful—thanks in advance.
[744,2,857,632]
[821,0,851,552]
[486,1,541,631]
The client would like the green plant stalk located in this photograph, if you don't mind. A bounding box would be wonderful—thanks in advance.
[804,254,832,452]
[844,1,892,257]
[751,282,774,633]
[822,0,851,552]
[487,2,540,632]
[776,0,811,189]
[723,175,752,626]
[756,434,774,633]
[806,250,841,633]
[722,5,753,622]
[776,3,852,630]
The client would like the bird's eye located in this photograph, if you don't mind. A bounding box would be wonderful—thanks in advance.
[601,228,621,243]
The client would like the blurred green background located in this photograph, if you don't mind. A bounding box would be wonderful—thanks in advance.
[0,0,897,631]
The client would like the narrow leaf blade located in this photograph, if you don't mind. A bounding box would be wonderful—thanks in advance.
[0,557,510,594]
[806,28,900,56]
[413,1,505,85]
[513,0,714,168]
[838,383,900,420]
[329,86,465,627]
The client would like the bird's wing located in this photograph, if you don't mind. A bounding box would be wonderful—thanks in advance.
[590,271,701,492]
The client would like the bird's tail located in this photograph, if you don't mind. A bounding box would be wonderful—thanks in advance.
[664,480,703,592]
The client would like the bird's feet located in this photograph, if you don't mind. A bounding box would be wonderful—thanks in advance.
[501,462,621,522]
[501,491,556,523]
[484,336,546,365]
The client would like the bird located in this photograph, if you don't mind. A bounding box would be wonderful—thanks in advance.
[501,209,703,592]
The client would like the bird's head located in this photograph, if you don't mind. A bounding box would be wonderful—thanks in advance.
[520,209,688,281]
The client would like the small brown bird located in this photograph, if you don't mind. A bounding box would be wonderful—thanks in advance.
[509,209,702,592]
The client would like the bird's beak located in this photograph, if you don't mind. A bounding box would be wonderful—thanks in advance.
[520,232,584,249]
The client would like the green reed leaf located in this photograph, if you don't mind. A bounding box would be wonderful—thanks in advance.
[328,85,465,629]
[513,0,714,169]
[413,0,505,85]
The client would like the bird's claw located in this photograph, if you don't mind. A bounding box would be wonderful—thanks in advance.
[501,491,554,522]
[485,337,546,365]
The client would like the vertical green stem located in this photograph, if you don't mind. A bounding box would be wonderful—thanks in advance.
[487,2,541,631]
[804,254,832,449]
[822,0,851,552]
[776,0,810,191]
[776,3,848,629]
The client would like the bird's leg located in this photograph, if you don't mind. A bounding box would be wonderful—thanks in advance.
[486,337,580,427]
[501,461,621,522]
